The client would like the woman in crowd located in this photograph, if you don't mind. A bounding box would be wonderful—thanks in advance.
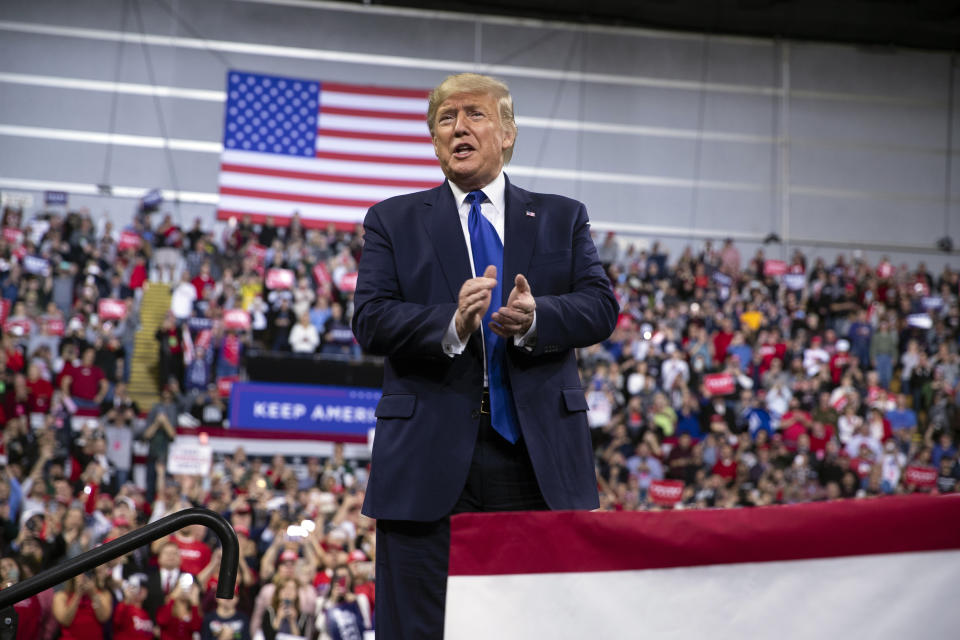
[52,572,112,640]
[156,574,203,640]
[261,577,312,640]
[113,575,154,640]
[0,555,44,639]
[315,565,371,640]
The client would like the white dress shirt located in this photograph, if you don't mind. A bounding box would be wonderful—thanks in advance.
[441,172,537,360]
[160,568,179,593]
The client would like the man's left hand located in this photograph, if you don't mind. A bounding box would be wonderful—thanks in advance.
[490,274,535,338]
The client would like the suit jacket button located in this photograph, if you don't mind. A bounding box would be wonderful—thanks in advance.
[471,409,480,419]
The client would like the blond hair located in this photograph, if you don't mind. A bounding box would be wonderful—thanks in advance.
[426,73,517,164]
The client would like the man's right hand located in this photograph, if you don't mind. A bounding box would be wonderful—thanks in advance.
[455,265,497,342]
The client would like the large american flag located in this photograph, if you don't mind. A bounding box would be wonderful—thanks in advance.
[217,71,444,229]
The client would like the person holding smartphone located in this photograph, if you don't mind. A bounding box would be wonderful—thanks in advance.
[53,572,112,640]
[315,565,370,640]
[156,573,202,640]
[201,591,251,640]
[261,577,312,640]
[113,575,154,640]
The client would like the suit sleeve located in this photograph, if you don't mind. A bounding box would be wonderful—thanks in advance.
[528,203,618,355]
[352,206,458,358]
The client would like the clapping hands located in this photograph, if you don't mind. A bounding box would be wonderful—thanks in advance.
[490,274,535,338]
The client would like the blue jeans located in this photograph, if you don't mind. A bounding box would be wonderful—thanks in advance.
[875,354,893,390]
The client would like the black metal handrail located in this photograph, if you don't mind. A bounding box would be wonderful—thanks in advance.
[0,507,239,610]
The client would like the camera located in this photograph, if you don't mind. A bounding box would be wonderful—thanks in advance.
[286,524,306,539]
[178,573,194,590]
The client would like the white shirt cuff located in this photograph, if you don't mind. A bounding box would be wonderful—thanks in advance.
[443,311,537,355]
[513,311,537,351]
[442,312,468,357]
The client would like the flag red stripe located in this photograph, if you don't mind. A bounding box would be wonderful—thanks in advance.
[449,495,960,576]
[219,186,377,208]
[220,163,438,189]
[322,82,429,99]
[314,150,440,166]
[320,105,425,121]
[216,210,359,231]
[318,128,433,144]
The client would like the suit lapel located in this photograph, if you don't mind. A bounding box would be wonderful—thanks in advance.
[423,182,472,302]
[502,175,538,306]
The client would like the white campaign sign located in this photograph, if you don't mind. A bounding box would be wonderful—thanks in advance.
[167,437,213,476]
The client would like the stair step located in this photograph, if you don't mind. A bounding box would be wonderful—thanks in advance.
[129,281,175,409]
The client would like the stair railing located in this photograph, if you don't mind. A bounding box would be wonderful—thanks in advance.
[0,507,238,638]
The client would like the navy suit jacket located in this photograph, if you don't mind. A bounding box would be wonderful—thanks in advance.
[352,175,618,521]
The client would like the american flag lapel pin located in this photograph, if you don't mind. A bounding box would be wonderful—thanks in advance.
[526,210,536,217]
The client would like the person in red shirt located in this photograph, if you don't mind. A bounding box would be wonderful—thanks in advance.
[849,443,876,481]
[191,261,216,300]
[1,556,42,640]
[780,397,814,449]
[25,362,53,416]
[4,373,29,425]
[829,340,853,384]
[757,328,788,376]
[808,421,836,459]
[169,525,212,577]
[114,576,154,640]
[711,443,738,485]
[129,254,148,291]
[60,346,107,413]
[3,336,25,374]
[156,575,202,640]
[712,317,734,364]
[348,552,375,613]
[52,573,112,640]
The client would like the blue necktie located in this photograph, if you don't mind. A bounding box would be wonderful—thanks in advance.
[467,190,520,443]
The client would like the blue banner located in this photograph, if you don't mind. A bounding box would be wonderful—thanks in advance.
[22,255,50,277]
[44,191,67,206]
[229,382,380,440]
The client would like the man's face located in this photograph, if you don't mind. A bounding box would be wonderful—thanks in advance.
[432,91,514,191]
[158,544,181,570]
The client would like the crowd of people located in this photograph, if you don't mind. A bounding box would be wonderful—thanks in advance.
[589,235,959,510]
[0,201,956,638]
[0,205,373,639]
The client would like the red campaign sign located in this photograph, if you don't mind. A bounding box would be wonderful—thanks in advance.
[266,268,295,290]
[223,309,251,331]
[195,328,212,350]
[117,231,142,251]
[338,271,359,292]
[904,466,938,489]
[764,259,788,276]
[313,262,331,286]
[97,298,127,320]
[877,261,893,279]
[41,316,64,336]
[216,376,240,397]
[2,228,23,247]
[4,318,31,337]
[703,373,736,396]
[649,479,685,506]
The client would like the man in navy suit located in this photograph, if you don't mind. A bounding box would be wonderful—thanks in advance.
[352,72,618,639]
